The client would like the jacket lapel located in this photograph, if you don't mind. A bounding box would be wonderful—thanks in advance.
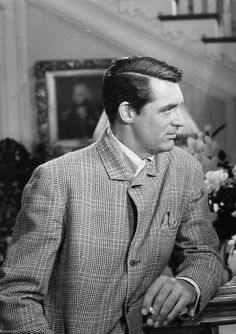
[96,129,133,181]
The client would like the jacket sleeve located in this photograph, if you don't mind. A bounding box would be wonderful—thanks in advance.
[171,161,223,314]
[0,164,65,333]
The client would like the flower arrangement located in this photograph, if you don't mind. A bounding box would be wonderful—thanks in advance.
[186,125,236,241]
[186,125,219,173]
[206,166,236,217]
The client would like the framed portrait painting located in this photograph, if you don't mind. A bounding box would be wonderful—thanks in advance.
[34,58,113,156]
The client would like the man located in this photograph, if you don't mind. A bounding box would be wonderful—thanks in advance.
[0,56,222,333]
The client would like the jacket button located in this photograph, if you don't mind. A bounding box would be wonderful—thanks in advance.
[129,259,141,266]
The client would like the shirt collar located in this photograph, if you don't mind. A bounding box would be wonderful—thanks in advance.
[107,127,154,176]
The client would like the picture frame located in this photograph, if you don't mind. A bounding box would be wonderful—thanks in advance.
[34,59,113,157]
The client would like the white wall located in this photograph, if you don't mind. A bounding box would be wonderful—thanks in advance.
[27,2,125,66]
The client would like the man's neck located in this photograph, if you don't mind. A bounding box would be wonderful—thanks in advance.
[110,125,151,160]
[108,127,154,177]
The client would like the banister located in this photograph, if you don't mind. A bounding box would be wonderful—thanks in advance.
[197,283,236,326]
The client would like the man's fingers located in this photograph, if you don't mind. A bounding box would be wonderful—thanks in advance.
[142,277,197,328]
[152,288,183,326]
[150,281,177,315]
[161,296,188,326]
[144,286,175,327]
[142,276,166,314]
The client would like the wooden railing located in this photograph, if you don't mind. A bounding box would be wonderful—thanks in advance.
[143,277,236,334]
[171,0,218,15]
[169,0,235,37]
[171,0,224,16]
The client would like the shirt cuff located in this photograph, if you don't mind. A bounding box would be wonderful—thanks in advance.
[176,277,201,319]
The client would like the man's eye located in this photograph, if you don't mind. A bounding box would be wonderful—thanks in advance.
[162,109,172,115]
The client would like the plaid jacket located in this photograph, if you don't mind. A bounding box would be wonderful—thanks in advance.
[0,130,222,334]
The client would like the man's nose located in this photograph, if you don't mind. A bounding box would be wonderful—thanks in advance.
[172,108,184,129]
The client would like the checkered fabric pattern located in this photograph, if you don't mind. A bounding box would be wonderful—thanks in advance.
[0,130,222,333]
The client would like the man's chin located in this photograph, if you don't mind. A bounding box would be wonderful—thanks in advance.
[152,141,175,154]
[158,141,175,153]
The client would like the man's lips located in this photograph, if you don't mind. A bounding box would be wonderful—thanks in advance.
[167,133,177,138]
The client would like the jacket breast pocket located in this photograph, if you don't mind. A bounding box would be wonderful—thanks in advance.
[161,211,178,230]
[152,210,179,231]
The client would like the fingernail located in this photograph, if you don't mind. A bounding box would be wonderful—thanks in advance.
[141,308,148,315]
[147,318,154,326]
[154,321,160,328]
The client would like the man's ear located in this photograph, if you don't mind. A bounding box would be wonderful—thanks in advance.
[118,102,135,124]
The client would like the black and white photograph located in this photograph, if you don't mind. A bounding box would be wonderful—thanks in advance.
[0,1,236,334]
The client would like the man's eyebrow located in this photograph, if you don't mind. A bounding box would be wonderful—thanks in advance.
[160,103,178,111]
[160,102,184,111]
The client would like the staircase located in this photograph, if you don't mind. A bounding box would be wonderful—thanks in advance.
[118,0,236,65]
[157,0,236,64]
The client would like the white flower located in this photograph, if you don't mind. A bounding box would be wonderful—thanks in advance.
[232,164,236,178]
[186,130,219,173]
[204,135,219,157]
[227,235,236,256]
[232,210,236,218]
[205,169,229,193]
[204,125,212,134]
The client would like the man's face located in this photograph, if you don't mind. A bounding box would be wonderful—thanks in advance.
[72,85,87,105]
[131,77,184,158]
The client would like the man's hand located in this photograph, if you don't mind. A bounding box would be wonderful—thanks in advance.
[141,275,197,328]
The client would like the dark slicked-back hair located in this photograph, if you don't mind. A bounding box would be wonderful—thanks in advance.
[102,56,183,124]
